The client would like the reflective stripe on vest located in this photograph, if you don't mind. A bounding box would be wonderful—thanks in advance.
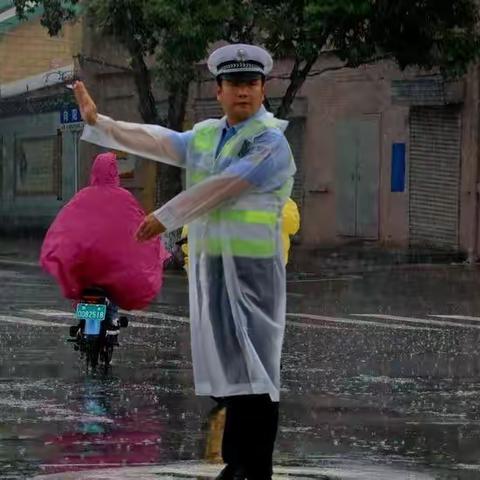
[208,209,277,226]
[191,125,218,153]
[200,237,277,257]
[188,170,209,185]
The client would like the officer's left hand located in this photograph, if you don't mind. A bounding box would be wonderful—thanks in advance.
[136,214,166,242]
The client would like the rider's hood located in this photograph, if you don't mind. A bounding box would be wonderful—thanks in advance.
[89,152,120,187]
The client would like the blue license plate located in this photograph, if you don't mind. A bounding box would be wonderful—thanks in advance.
[76,303,106,335]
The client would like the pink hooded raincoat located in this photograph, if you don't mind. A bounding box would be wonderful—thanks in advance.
[40,152,169,309]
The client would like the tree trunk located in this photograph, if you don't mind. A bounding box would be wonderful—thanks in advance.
[167,80,189,131]
[155,80,190,208]
[275,55,317,119]
[128,43,158,124]
[156,81,191,261]
[127,40,183,261]
[126,41,187,210]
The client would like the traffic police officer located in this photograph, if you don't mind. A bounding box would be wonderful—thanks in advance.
[74,43,296,480]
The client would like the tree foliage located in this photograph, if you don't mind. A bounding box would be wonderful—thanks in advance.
[13,0,480,204]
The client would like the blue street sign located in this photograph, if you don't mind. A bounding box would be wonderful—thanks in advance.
[60,106,82,124]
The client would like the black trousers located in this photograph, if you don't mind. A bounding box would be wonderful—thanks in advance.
[217,394,279,479]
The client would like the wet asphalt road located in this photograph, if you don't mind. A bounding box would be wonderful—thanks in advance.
[2,260,480,478]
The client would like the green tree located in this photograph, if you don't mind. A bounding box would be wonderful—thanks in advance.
[229,0,480,118]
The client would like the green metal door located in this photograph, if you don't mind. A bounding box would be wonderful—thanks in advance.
[336,117,380,238]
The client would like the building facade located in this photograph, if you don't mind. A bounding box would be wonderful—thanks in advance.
[2,2,480,266]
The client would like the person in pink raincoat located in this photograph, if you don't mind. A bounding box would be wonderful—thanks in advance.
[40,152,169,310]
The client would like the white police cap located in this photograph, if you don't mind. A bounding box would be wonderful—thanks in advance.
[208,44,273,78]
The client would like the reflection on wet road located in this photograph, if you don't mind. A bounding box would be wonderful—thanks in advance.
[2,263,480,478]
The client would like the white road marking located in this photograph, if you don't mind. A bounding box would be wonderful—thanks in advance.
[125,310,364,331]
[352,313,480,330]
[128,321,175,330]
[24,309,75,318]
[113,309,350,331]
[0,315,67,328]
[287,274,362,284]
[121,309,190,324]
[287,320,348,330]
[1,282,52,288]
[123,310,414,332]
[22,309,176,330]
[430,314,480,322]
[20,307,413,332]
[287,313,438,332]
[0,258,40,268]
[16,308,470,333]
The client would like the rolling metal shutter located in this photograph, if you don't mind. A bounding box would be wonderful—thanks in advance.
[409,106,461,249]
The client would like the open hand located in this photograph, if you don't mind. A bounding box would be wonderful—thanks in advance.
[73,81,98,125]
[136,214,166,242]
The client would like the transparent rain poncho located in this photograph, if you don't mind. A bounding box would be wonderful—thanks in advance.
[81,107,296,401]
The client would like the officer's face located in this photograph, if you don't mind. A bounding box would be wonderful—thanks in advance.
[217,78,265,124]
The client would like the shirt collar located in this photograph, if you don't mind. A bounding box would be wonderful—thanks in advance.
[222,105,267,132]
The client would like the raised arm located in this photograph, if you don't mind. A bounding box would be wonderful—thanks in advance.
[73,81,188,167]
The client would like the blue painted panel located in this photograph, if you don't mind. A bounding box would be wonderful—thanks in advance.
[391,143,406,192]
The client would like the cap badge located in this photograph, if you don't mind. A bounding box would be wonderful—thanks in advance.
[236,48,247,62]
